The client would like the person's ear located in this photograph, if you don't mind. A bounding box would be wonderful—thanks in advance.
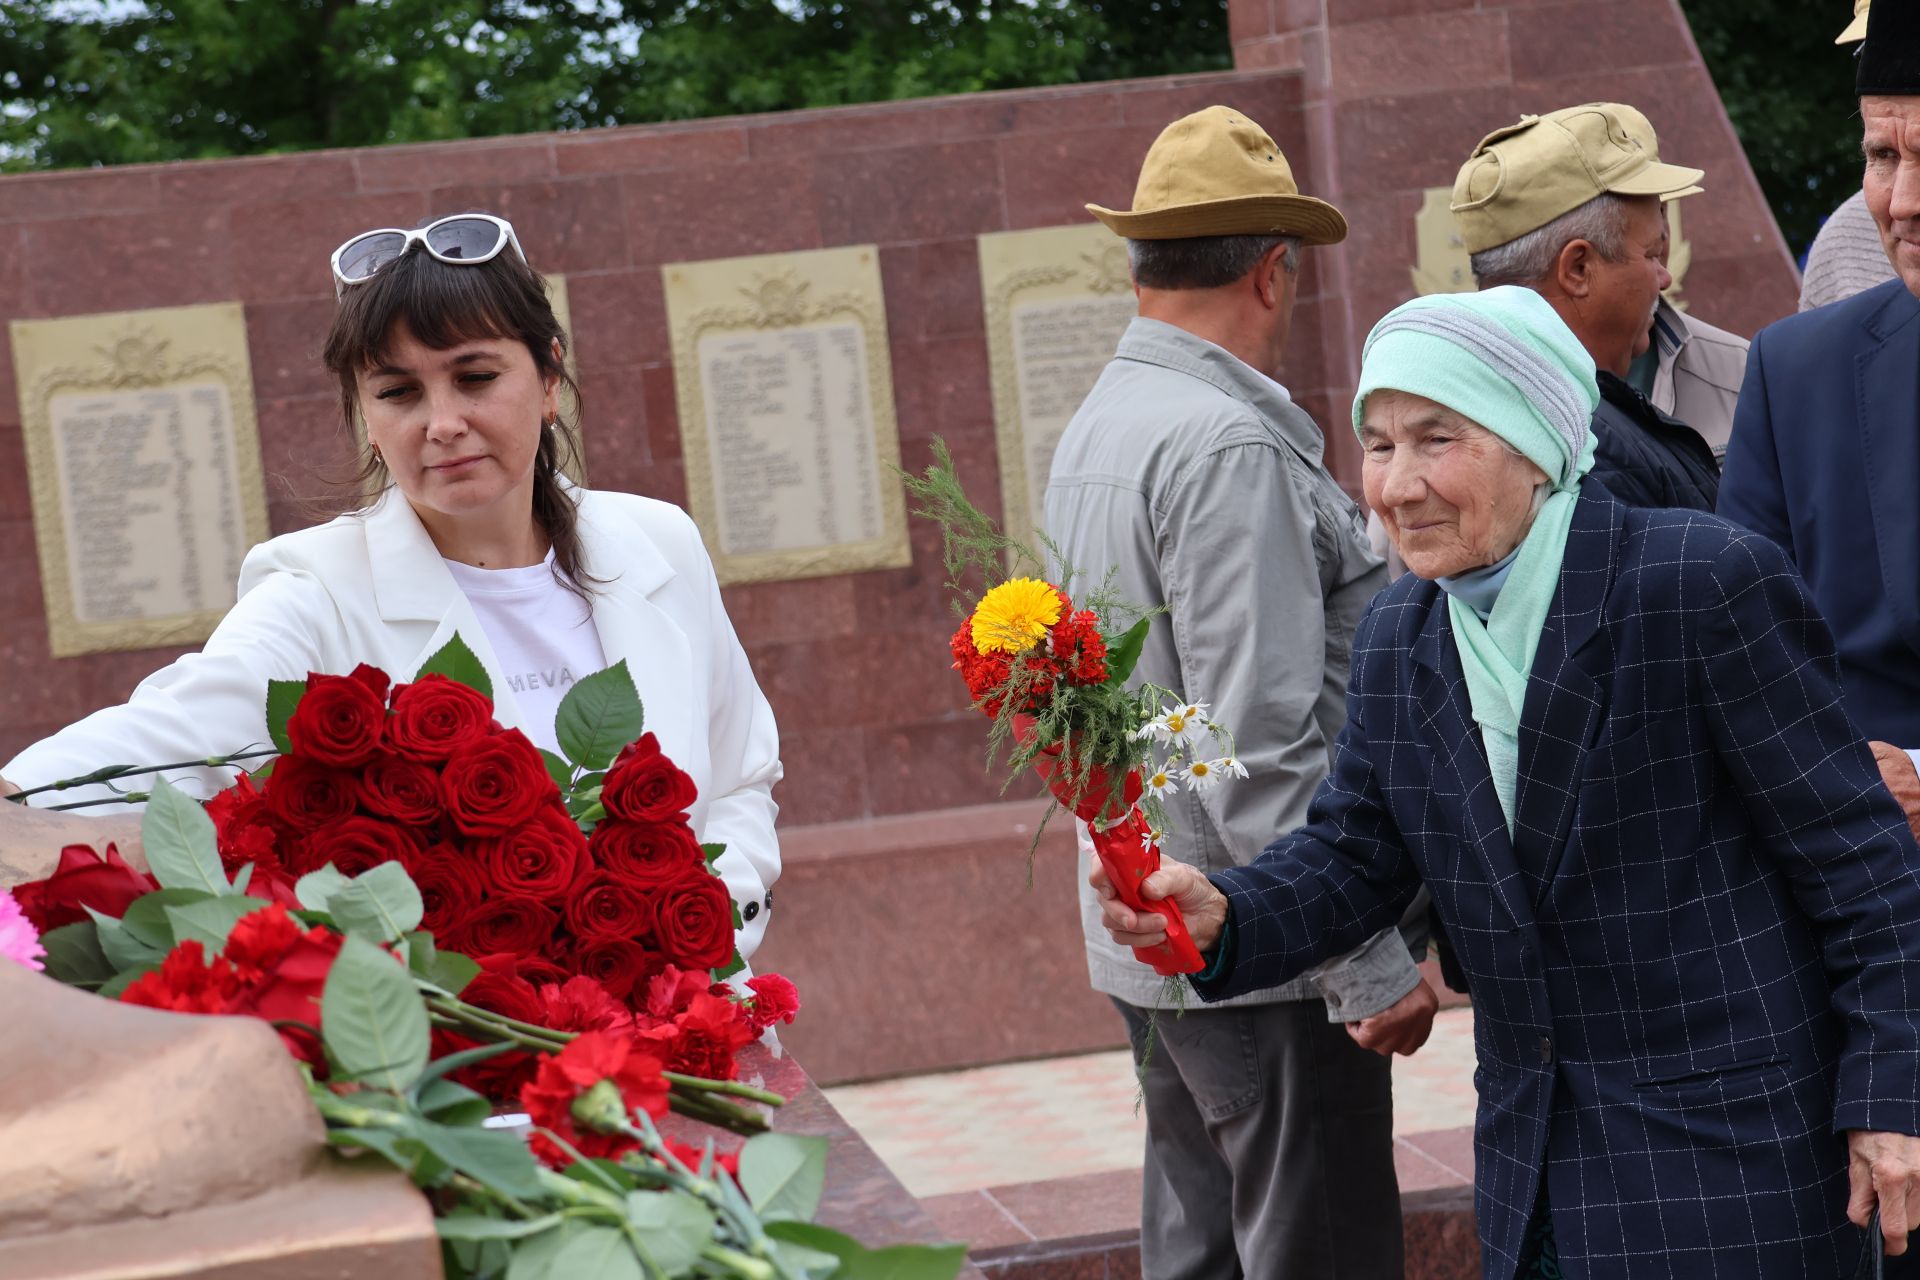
[1254,241,1292,309]
[1554,238,1596,300]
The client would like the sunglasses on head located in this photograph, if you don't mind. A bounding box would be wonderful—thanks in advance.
[330,213,528,297]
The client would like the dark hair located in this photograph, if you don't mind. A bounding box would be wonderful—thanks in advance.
[1126,233,1300,289]
[321,228,598,599]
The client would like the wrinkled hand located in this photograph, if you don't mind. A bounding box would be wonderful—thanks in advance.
[1345,977,1439,1057]
[1869,742,1920,843]
[1848,1129,1920,1254]
[1089,857,1229,954]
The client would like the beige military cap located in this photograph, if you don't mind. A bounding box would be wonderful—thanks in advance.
[1087,105,1347,244]
[1450,103,1705,253]
[1839,0,1869,44]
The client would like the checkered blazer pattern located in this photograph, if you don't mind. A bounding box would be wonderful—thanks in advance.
[1200,482,1920,1279]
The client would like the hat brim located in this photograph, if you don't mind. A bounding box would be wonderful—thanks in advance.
[1837,13,1868,43]
[1085,193,1349,246]
[1607,159,1707,199]
[1659,183,1704,202]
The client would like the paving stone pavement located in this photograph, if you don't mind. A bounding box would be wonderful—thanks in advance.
[826,1005,1479,1198]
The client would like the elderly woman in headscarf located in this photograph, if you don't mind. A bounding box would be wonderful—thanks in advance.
[1096,286,1920,1278]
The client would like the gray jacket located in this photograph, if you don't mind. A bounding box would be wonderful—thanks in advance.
[1044,316,1423,1014]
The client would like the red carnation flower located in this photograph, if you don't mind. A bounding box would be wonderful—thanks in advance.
[519,1031,669,1165]
[1049,608,1110,685]
[477,803,589,901]
[640,991,756,1081]
[120,940,243,1014]
[640,965,722,1021]
[745,973,801,1030]
[286,668,388,768]
[590,816,705,889]
[602,733,697,823]
[440,731,553,836]
[384,675,496,764]
[539,975,637,1036]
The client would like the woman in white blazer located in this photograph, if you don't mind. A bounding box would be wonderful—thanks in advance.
[1,212,782,962]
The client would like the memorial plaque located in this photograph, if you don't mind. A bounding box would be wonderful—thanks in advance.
[11,303,271,657]
[978,224,1137,555]
[662,245,909,584]
[1411,186,1694,306]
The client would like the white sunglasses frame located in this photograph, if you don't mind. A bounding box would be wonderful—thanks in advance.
[329,213,529,297]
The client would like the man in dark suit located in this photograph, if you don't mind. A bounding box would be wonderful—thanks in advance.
[1718,1,1920,802]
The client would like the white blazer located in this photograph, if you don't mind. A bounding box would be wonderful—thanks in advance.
[4,487,784,962]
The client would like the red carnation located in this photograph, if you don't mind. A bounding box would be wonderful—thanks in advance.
[206,774,288,874]
[640,991,756,1081]
[1049,609,1110,685]
[590,816,705,889]
[440,731,553,836]
[565,873,657,943]
[477,803,589,901]
[385,675,496,764]
[263,755,357,832]
[519,1030,669,1165]
[746,973,801,1030]
[641,965,724,1020]
[539,975,637,1036]
[652,868,737,972]
[223,905,344,1051]
[359,752,445,827]
[286,668,388,768]
[602,733,697,823]
[120,940,243,1014]
[571,937,660,1003]
[13,843,161,933]
[287,814,421,879]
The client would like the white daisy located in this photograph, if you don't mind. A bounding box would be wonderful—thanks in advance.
[1182,758,1226,794]
[1217,756,1249,780]
[1140,825,1165,854]
[1142,767,1180,798]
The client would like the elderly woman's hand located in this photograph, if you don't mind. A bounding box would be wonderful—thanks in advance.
[1089,857,1230,954]
[1849,1129,1920,1254]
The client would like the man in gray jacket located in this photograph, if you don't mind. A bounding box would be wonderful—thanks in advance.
[1047,106,1436,1279]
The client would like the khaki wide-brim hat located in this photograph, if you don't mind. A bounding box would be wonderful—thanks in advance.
[1087,105,1348,245]
[1839,0,1869,44]
[1451,102,1705,253]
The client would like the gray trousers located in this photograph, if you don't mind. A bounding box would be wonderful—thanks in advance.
[1115,996,1404,1280]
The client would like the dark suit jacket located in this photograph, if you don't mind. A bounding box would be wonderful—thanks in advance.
[1718,279,1920,744]
[1198,484,1920,1279]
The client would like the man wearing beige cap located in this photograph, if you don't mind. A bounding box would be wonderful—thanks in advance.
[1453,103,1721,509]
[1046,105,1433,1278]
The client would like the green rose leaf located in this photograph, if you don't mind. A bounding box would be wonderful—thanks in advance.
[554,660,644,771]
[702,842,726,867]
[414,1121,545,1201]
[119,888,215,950]
[404,929,437,976]
[415,1078,493,1127]
[165,896,270,952]
[539,748,573,792]
[623,1190,712,1275]
[562,1158,636,1192]
[321,933,430,1093]
[426,949,481,997]
[230,863,255,896]
[1103,616,1153,687]
[436,1213,566,1242]
[712,945,746,984]
[738,1132,828,1222]
[764,1223,968,1280]
[327,861,425,944]
[417,633,493,700]
[142,777,229,895]
[409,1041,515,1094]
[38,921,115,987]
[548,1225,643,1280]
[326,1125,414,1167]
[265,678,306,755]
[295,865,351,913]
[505,1221,590,1280]
[88,904,169,970]
[97,963,156,999]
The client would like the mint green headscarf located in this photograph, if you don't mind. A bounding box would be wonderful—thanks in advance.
[1352,287,1600,832]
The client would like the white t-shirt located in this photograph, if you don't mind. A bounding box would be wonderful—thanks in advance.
[443,552,607,757]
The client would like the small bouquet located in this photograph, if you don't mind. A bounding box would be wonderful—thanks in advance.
[906,442,1242,977]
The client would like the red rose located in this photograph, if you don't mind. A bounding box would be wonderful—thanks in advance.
[651,869,736,972]
[538,975,637,1036]
[459,955,547,1025]
[458,897,558,958]
[410,842,484,941]
[746,973,801,1029]
[359,752,445,826]
[571,937,660,1003]
[515,953,573,986]
[602,733,698,823]
[520,1031,668,1165]
[263,755,357,832]
[477,803,589,901]
[386,675,496,764]
[440,731,553,836]
[286,668,388,768]
[13,843,162,933]
[589,817,705,888]
[565,873,657,942]
[287,815,421,879]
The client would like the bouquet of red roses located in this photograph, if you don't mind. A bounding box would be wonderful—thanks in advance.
[907,443,1245,977]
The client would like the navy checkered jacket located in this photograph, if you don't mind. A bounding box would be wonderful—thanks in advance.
[1200,483,1920,1278]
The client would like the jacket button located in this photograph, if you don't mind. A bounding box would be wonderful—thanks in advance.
[1537,1035,1553,1064]
[743,900,759,922]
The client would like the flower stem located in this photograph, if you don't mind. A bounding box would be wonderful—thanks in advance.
[661,1070,785,1106]
[7,749,279,803]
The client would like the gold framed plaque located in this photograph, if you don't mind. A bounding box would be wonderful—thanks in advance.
[11,303,272,657]
[977,224,1137,556]
[661,244,909,585]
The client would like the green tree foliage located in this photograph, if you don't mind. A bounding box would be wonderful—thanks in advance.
[0,0,1229,170]
[1682,0,1868,256]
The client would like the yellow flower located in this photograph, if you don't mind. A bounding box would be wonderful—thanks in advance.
[970,578,1063,655]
